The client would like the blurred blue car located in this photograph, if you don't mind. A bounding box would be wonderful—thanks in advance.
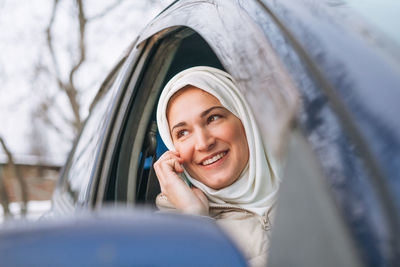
[0,209,247,266]
[2,0,399,266]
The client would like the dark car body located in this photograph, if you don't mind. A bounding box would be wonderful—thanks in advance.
[0,209,247,267]
[7,0,400,266]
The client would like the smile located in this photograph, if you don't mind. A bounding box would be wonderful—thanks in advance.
[201,151,227,166]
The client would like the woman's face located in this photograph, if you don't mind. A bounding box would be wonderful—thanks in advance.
[167,86,249,190]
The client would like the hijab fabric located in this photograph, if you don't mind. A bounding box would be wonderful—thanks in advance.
[156,66,280,216]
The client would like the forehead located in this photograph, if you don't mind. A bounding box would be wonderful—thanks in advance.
[166,86,221,123]
[167,86,220,112]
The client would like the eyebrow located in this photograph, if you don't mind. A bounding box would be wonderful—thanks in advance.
[170,106,225,132]
[200,106,225,118]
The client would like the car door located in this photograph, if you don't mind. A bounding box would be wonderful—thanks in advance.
[251,1,400,266]
[52,0,399,266]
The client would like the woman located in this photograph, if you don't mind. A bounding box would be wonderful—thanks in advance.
[154,66,280,266]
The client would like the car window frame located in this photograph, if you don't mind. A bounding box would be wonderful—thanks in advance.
[85,40,154,209]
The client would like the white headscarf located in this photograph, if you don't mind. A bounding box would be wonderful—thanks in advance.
[157,66,280,216]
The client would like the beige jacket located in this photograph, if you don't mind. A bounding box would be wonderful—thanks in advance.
[156,194,275,267]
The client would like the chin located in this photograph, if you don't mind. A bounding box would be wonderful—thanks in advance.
[189,169,237,190]
[204,177,233,190]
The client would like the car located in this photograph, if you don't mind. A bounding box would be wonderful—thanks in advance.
[0,209,247,267]
[4,0,400,266]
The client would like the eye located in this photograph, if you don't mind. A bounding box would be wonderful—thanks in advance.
[207,114,221,123]
[177,129,189,139]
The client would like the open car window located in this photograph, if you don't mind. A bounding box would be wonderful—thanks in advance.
[104,30,224,205]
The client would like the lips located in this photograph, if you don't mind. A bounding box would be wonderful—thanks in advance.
[200,151,227,166]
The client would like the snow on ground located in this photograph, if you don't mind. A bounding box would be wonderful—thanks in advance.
[0,200,51,224]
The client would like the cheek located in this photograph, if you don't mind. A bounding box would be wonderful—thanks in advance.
[229,122,249,155]
[175,142,193,163]
[221,121,246,143]
[239,131,249,156]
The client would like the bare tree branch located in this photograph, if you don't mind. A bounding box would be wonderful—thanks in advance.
[68,0,86,93]
[63,0,90,132]
[0,136,28,216]
[36,0,169,155]
[46,0,63,86]
[50,101,77,130]
[45,0,83,132]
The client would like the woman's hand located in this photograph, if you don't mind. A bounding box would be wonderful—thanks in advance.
[154,151,209,215]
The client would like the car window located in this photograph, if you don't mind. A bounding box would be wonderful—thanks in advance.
[59,58,125,206]
[106,30,225,205]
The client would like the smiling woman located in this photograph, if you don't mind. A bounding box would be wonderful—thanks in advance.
[167,86,249,190]
[154,66,280,266]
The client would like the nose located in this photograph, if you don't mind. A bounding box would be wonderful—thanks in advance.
[194,127,215,151]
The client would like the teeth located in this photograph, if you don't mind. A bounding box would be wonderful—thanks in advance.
[201,152,226,166]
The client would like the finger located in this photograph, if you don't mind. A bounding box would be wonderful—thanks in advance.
[163,158,183,173]
[160,151,180,161]
[163,150,179,156]
[174,160,184,173]
[160,153,184,165]
[157,159,183,180]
